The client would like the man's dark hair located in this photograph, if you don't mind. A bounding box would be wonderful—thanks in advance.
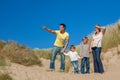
[60,23,66,30]
[95,24,101,27]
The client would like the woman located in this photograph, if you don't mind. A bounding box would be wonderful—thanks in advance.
[90,24,106,73]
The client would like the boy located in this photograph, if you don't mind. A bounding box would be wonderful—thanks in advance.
[63,45,81,74]
[80,37,90,74]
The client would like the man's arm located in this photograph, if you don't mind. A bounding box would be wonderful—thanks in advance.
[42,26,56,34]
[61,39,69,53]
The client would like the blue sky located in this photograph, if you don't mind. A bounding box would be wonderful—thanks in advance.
[0,0,120,49]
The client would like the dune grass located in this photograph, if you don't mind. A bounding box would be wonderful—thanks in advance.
[64,57,71,73]
[0,41,42,66]
[34,49,52,60]
[0,56,10,66]
[0,72,12,80]
[102,21,120,52]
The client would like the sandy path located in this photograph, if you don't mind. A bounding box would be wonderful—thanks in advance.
[0,58,119,80]
[0,46,120,80]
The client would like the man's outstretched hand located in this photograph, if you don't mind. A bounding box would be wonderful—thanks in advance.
[42,26,46,30]
[41,26,56,34]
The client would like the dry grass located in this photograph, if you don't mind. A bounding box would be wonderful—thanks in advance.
[0,41,42,66]
[0,72,12,80]
[65,57,71,73]
[102,20,120,52]
[0,56,10,66]
[34,48,52,59]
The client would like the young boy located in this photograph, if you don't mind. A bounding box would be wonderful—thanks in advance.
[80,37,90,74]
[63,45,81,74]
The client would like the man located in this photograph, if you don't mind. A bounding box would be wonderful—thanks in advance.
[42,24,69,72]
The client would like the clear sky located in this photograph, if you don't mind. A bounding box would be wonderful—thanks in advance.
[0,0,120,49]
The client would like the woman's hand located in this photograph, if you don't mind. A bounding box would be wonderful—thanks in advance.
[101,27,106,35]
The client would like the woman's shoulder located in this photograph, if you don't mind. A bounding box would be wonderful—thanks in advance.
[100,31,103,35]
[93,31,103,36]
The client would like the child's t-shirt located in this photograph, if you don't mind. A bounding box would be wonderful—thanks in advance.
[64,51,80,61]
[80,42,89,58]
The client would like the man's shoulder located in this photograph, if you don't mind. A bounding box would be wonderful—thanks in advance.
[55,30,60,34]
[55,30,60,32]
[65,32,69,36]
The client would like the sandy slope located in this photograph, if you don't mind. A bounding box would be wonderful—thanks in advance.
[0,46,120,80]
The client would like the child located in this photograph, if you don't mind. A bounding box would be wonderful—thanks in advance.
[63,45,81,74]
[80,37,90,74]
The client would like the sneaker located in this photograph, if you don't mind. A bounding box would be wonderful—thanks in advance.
[59,70,64,72]
[85,72,90,74]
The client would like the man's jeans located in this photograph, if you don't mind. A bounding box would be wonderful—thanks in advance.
[81,57,90,74]
[50,46,65,71]
[71,60,79,73]
[92,47,104,73]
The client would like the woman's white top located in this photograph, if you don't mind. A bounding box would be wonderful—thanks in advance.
[64,51,80,61]
[92,32,103,47]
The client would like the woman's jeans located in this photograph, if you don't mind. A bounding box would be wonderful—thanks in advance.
[81,57,90,74]
[50,46,65,71]
[92,47,104,73]
[71,60,79,73]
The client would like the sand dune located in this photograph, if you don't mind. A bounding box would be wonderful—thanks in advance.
[0,46,120,80]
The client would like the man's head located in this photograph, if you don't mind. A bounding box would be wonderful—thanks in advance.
[82,37,89,44]
[59,24,66,32]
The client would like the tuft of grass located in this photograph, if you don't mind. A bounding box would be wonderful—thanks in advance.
[0,73,13,80]
[65,58,71,73]
[102,21,120,52]
[0,41,42,66]
[0,56,10,66]
[117,45,120,55]
[34,49,52,59]
[0,40,6,50]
